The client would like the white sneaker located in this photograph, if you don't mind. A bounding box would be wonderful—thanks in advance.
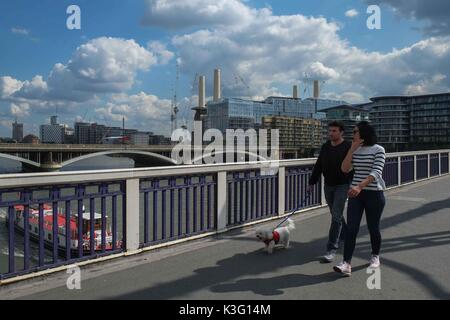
[369,255,380,268]
[323,250,336,263]
[333,261,352,276]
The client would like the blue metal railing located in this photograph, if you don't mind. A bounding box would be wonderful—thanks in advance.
[441,153,449,174]
[140,175,216,246]
[227,170,278,226]
[383,157,399,187]
[0,182,125,279]
[416,154,429,180]
[430,153,440,177]
[285,166,321,212]
[401,156,415,184]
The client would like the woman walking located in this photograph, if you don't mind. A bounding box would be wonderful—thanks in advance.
[333,121,386,276]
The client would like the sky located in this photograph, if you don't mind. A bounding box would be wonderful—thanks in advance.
[0,0,449,137]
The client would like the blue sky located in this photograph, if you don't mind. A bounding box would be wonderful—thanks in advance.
[0,0,449,137]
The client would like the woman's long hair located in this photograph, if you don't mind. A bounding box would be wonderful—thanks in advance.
[356,121,377,146]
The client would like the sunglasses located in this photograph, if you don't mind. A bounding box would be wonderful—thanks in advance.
[353,129,359,134]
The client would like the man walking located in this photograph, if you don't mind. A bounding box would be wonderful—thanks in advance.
[308,121,352,262]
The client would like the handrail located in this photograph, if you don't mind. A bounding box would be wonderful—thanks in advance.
[1,149,449,188]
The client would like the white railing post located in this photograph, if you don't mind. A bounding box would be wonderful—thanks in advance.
[427,153,431,178]
[414,155,417,182]
[278,166,285,215]
[216,171,228,231]
[125,178,140,253]
[398,156,402,186]
[439,153,442,176]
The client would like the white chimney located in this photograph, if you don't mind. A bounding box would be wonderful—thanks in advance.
[313,80,320,99]
[198,75,206,108]
[293,85,299,99]
[213,69,221,102]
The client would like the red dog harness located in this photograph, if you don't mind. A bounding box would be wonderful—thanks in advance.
[264,231,280,245]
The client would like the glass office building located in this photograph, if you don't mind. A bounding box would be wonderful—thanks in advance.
[205,96,343,133]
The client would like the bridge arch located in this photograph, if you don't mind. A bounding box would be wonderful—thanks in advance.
[0,153,40,169]
[61,150,176,168]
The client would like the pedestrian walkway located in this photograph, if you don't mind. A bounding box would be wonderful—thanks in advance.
[2,175,450,300]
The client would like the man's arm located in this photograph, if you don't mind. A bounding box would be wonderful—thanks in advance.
[309,145,324,186]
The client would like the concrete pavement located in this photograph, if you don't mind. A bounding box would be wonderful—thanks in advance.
[2,175,450,300]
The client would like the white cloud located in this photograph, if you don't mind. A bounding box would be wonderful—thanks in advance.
[0,76,23,99]
[147,41,175,65]
[172,9,346,97]
[305,62,340,81]
[10,103,30,117]
[15,75,48,100]
[3,37,158,104]
[404,73,448,95]
[141,0,257,29]
[345,9,359,18]
[167,0,450,101]
[94,92,173,134]
[11,27,29,35]
[0,37,172,135]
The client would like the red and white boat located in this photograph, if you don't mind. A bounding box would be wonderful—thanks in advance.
[7,204,122,255]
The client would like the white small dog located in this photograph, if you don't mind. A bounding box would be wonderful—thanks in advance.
[255,218,295,254]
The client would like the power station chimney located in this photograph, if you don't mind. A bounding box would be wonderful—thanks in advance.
[313,80,320,99]
[213,69,221,102]
[293,85,299,99]
[193,75,207,121]
[198,75,206,108]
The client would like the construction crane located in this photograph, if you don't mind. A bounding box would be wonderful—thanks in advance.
[233,72,251,98]
[302,72,327,98]
[171,61,180,133]
[178,73,198,130]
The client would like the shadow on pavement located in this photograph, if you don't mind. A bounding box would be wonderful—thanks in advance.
[210,273,339,296]
[113,195,450,299]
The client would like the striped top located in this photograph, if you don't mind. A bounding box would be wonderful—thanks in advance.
[351,144,386,191]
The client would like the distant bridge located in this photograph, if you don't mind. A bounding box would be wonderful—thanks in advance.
[0,143,300,172]
[0,144,177,171]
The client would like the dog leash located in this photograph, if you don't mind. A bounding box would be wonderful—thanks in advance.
[272,190,313,231]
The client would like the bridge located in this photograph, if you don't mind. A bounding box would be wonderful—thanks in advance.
[0,149,449,299]
[0,143,300,172]
[0,143,177,171]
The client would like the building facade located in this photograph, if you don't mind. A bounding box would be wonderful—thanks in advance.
[204,96,342,134]
[40,116,65,144]
[12,120,23,142]
[368,93,450,151]
[261,116,323,158]
[74,122,159,145]
[74,122,91,144]
[129,132,150,145]
[322,104,370,141]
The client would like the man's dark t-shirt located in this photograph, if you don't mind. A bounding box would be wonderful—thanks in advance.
[309,140,353,186]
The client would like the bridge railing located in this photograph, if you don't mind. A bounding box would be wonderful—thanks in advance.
[0,149,449,281]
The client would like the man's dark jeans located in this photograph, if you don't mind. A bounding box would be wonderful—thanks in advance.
[324,184,349,251]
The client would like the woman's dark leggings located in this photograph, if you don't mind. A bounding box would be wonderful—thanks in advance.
[343,190,386,263]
